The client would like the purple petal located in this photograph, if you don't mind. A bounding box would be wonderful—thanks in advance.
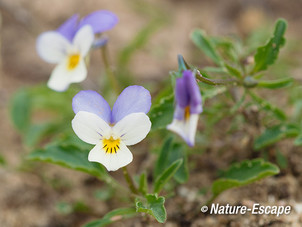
[57,14,79,42]
[183,70,202,114]
[72,90,111,123]
[112,86,151,123]
[175,76,189,108]
[190,102,203,114]
[92,37,108,49]
[174,105,185,120]
[78,10,118,34]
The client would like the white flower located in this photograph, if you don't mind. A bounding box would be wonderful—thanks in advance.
[71,86,152,171]
[72,111,151,171]
[36,25,94,92]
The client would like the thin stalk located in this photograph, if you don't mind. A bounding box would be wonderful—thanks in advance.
[122,166,139,195]
[195,70,240,86]
[101,44,120,95]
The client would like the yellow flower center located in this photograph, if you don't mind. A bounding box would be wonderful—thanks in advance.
[103,137,121,154]
[184,106,190,121]
[67,54,80,70]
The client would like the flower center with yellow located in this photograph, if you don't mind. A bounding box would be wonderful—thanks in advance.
[102,137,120,154]
[67,54,80,70]
[184,106,190,121]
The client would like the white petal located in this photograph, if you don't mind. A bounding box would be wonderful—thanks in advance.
[47,61,70,92]
[36,31,71,63]
[113,113,151,146]
[167,114,199,147]
[72,111,111,145]
[47,58,87,92]
[73,25,94,56]
[69,59,87,82]
[88,141,133,171]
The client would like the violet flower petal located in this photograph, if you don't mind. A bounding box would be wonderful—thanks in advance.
[174,105,185,120]
[92,37,109,49]
[183,70,203,114]
[111,86,151,123]
[56,14,79,42]
[78,10,118,34]
[72,90,111,123]
[175,76,189,108]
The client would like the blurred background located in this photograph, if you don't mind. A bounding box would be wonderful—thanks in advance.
[1,0,302,226]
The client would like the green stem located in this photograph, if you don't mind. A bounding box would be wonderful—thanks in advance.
[195,70,240,86]
[122,166,139,195]
[101,44,120,95]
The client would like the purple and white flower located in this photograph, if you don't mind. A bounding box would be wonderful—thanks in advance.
[36,11,118,92]
[167,70,202,147]
[71,86,152,171]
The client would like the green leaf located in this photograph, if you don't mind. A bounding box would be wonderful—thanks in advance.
[83,208,137,227]
[211,37,240,63]
[254,124,300,150]
[27,144,109,181]
[136,194,166,223]
[154,137,174,178]
[257,77,293,89]
[24,122,56,147]
[178,55,189,72]
[276,149,288,169]
[294,134,302,146]
[282,124,300,136]
[10,84,79,146]
[149,94,174,130]
[73,201,90,213]
[211,159,279,199]
[138,172,148,195]
[56,201,73,215]
[203,66,226,74]
[10,89,32,132]
[191,29,223,66]
[230,92,246,114]
[154,138,189,184]
[11,85,79,146]
[249,91,286,121]
[171,144,189,183]
[254,125,286,150]
[29,84,77,113]
[200,85,227,101]
[59,132,94,151]
[94,187,114,201]
[153,159,182,194]
[224,63,242,78]
[253,19,287,73]
[0,154,6,166]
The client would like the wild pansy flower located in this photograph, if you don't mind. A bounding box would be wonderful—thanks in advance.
[167,70,202,147]
[71,86,152,171]
[36,11,118,92]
